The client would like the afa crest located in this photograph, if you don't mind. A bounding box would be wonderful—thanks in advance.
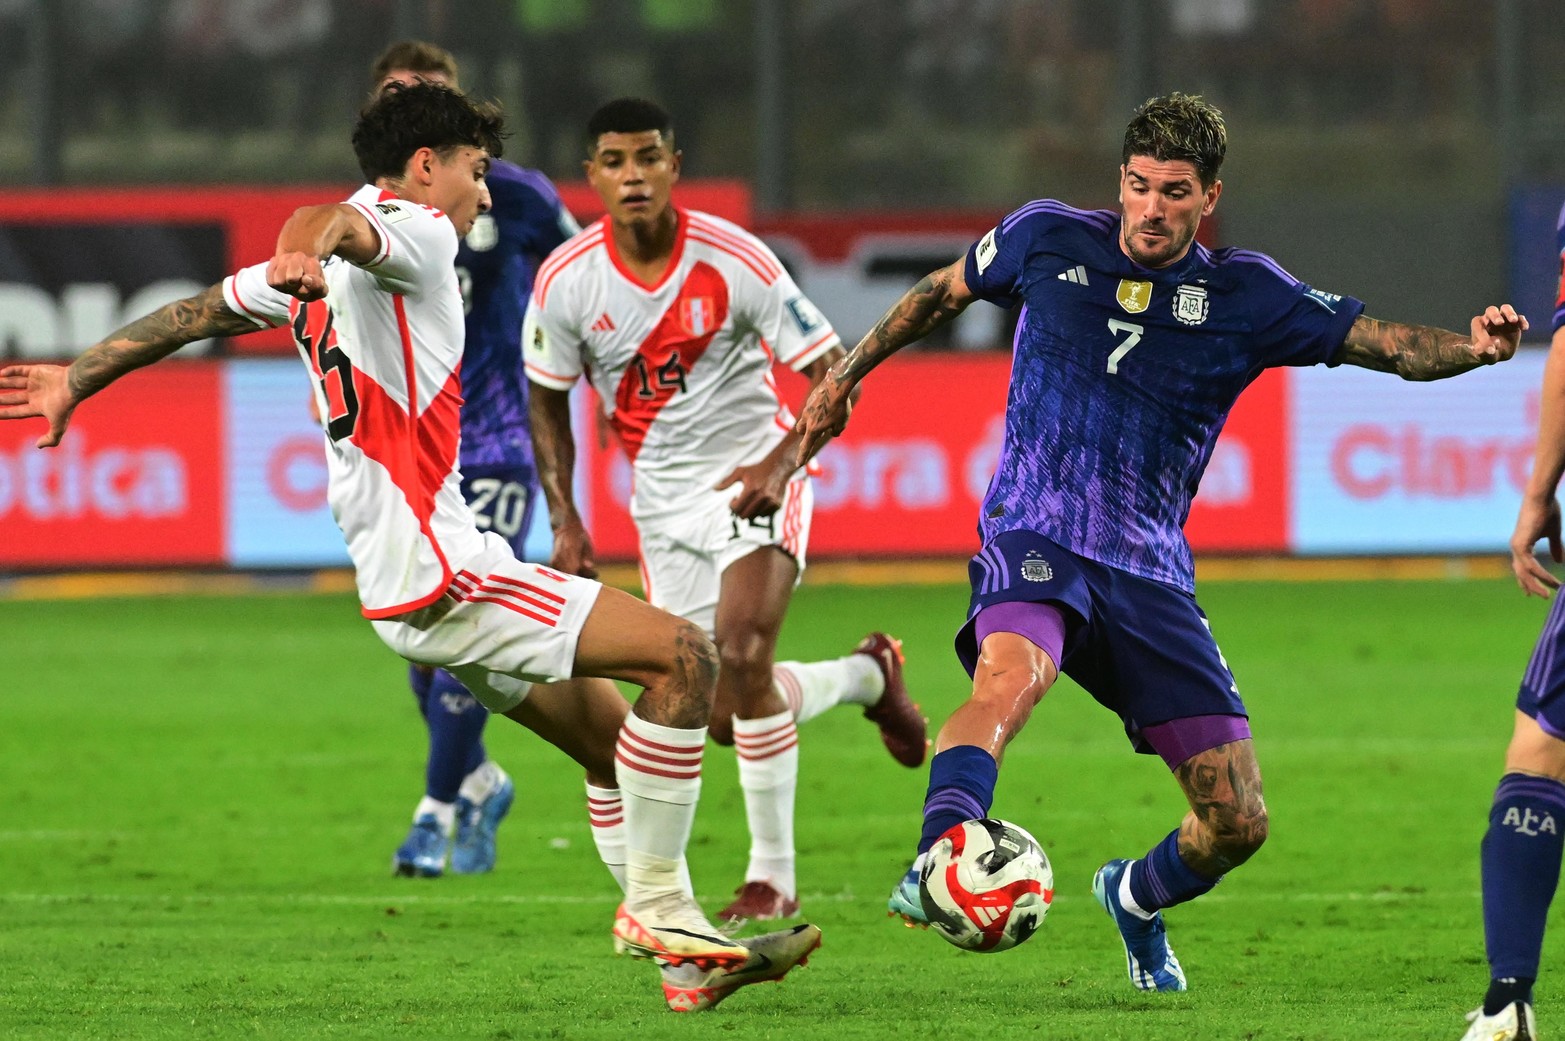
[1116,280,1152,314]
[1021,552,1053,583]
[1173,284,1209,325]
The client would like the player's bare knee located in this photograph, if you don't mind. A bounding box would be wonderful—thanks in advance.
[1505,718,1565,781]
[635,620,719,730]
[715,629,775,702]
[970,672,1047,732]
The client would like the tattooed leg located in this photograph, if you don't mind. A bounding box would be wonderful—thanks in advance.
[1172,739,1270,877]
[571,586,719,728]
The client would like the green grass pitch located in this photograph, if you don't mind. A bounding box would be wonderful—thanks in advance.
[0,575,1553,1039]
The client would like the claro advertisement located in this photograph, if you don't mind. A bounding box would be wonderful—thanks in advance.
[0,354,1545,570]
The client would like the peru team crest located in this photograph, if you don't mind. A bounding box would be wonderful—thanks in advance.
[678,297,717,337]
[1116,279,1152,314]
[1173,284,1209,325]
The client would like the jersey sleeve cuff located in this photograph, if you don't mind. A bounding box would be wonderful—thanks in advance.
[222,275,285,329]
[525,362,580,390]
[785,332,841,370]
[346,201,393,268]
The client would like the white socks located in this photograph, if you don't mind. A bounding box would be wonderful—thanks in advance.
[413,796,456,832]
[734,710,799,898]
[773,655,883,726]
[586,781,692,897]
[586,783,628,892]
[458,759,506,805]
[614,712,705,905]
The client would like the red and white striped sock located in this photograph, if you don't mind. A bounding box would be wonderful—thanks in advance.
[734,710,799,898]
[773,656,883,726]
[585,783,627,894]
[615,712,705,903]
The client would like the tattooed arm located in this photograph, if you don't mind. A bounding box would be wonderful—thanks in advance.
[721,346,855,520]
[1335,304,1527,381]
[794,257,975,465]
[528,383,596,579]
[0,283,258,448]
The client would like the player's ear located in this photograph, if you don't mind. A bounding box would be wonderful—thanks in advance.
[410,147,437,187]
[1202,179,1222,217]
[669,149,682,183]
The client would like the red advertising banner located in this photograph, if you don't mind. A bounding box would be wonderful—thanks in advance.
[0,363,225,567]
[1184,368,1290,553]
[578,354,1004,560]
[581,353,1286,562]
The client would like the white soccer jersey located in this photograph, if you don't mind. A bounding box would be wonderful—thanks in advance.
[223,184,487,618]
[524,208,840,521]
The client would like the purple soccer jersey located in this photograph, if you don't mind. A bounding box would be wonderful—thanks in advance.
[963,201,1365,592]
[1553,200,1565,335]
[454,160,579,472]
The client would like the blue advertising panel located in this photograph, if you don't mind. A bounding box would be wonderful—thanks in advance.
[1290,354,1544,554]
[224,359,349,568]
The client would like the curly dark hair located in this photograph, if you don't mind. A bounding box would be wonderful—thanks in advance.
[352,81,504,184]
[1122,92,1227,187]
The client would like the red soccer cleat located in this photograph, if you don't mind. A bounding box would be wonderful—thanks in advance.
[717,880,801,932]
[855,632,930,768]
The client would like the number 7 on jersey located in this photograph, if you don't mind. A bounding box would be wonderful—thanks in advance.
[1106,319,1144,375]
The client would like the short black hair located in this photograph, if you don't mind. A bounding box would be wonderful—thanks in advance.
[353,81,504,183]
[586,97,674,155]
[1122,92,1227,187]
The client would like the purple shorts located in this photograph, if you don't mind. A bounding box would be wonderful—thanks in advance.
[958,530,1250,769]
[1518,591,1565,740]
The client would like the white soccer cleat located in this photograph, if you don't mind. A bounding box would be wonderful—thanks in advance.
[613,896,748,970]
[1459,1002,1536,1041]
[660,923,822,1012]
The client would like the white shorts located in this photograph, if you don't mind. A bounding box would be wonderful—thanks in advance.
[370,532,602,712]
[638,476,812,636]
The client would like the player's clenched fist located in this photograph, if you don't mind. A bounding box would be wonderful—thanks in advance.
[268,251,329,301]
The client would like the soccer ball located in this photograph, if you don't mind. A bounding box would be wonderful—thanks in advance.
[919,818,1053,953]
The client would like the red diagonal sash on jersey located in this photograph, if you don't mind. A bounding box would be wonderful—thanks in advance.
[612,261,730,462]
[308,295,463,554]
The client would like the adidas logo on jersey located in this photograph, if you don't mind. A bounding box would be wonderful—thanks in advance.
[591,313,616,333]
[1056,266,1089,285]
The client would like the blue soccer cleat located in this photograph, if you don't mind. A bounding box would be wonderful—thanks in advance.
[1092,858,1187,992]
[887,858,930,927]
[393,813,449,878]
[450,774,515,875]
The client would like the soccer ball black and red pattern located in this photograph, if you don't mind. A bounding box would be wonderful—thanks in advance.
[919,818,1053,953]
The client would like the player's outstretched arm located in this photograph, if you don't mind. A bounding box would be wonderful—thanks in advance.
[794,257,975,465]
[1335,305,1527,381]
[720,347,854,520]
[1512,322,1565,597]
[0,283,257,448]
[528,383,597,579]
